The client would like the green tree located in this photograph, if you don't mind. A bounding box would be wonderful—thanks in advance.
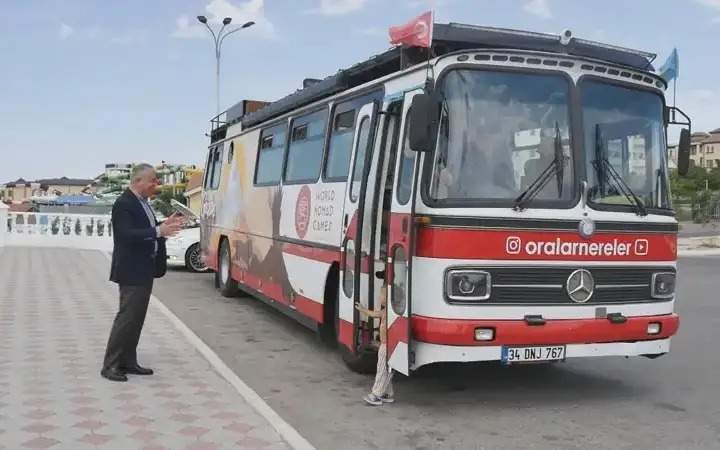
[670,167,714,202]
[707,168,720,191]
[152,186,186,217]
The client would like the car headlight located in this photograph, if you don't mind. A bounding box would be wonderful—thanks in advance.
[445,269,491,302]
[651,272,676,299]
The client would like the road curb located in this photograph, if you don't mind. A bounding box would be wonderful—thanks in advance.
[101,252,315,450]
[678,235,720,256]
[678,249,720,257]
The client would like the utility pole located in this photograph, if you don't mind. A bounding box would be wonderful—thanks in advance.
[196,16,255,117]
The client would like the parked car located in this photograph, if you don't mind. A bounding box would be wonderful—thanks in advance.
[165,200,207,272]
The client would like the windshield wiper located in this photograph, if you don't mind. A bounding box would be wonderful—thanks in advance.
[592,124,647,216]
[514,122,566,211]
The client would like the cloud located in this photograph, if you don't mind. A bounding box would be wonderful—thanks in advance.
[59,23,74,40]
[695,0,720,22]
[307,0,367,16]
[523,0,552,19]
[172,0,276,40]
[696,0,720,8]
[172,16,206,39]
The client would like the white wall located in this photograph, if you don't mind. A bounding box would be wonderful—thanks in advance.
[3,211,113,251]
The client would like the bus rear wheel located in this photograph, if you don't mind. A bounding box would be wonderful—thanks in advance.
[216,239,240,297]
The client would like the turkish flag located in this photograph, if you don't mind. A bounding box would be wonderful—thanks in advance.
[388,11,433,48]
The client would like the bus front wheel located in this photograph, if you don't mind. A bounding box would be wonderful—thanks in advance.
[341,343,378,374]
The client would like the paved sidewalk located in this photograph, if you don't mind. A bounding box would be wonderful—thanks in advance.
[0,247,292,450]
[678,235,720,257]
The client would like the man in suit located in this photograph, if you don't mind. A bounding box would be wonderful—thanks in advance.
[101,164,184,382]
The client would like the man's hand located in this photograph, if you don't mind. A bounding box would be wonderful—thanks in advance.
[159,213,184,237]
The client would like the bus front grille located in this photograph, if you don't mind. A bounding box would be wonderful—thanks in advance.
[449,266,675,305]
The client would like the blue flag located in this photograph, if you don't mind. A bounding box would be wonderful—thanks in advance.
[659,48,679,83]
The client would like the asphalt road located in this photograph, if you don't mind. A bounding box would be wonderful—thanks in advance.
[153,257,720,450]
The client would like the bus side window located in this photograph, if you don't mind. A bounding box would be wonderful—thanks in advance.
[349,116,371,202]
[211,145,224,190]
[396,113,416,205]
[255,124,287,186]
[203,148,214,189]
[285,109,328,183]
[324,108,356,181]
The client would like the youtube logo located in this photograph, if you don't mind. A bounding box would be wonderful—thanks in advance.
[634,239,649,256]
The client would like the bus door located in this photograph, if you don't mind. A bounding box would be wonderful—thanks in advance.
[339,101,379,354]
[200,143,224,271]
[385,89,423,375]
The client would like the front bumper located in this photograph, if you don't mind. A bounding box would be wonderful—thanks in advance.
[409,313,679,369]
[165,240,186,265]
[412,338,671,370]
[412,313,679,346]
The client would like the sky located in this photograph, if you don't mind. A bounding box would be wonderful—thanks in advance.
[1,0,719,183]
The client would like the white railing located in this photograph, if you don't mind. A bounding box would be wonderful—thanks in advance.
[1,208,113,251]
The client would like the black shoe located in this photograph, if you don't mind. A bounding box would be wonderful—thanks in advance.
[121,364,154,375]
[101,367,128,382]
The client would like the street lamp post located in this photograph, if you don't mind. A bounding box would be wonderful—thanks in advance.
[197,16,255,117]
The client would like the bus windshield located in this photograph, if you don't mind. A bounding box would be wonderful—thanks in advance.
[580,80,671,211]
[428,69,574,206]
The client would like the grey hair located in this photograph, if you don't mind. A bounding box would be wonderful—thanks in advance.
[131,163,155,183]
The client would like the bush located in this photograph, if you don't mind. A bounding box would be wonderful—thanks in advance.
[691,190,720,224]
[152,187,187,218]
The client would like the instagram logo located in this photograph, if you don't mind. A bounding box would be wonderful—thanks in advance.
[506,236,522,254]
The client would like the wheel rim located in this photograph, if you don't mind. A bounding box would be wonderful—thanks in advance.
[189,246,207,272]
[220,246,230,284]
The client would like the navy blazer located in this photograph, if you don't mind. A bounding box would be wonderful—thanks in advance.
[109,189,167,286]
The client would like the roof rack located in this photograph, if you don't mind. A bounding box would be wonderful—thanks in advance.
[239,46,406,129]
[217,23,657,135]
[437,23,656,70]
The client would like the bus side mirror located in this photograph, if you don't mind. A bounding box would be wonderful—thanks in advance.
[408,93,438,152]
[677,128,690,176]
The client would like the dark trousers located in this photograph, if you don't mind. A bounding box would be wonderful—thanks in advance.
[103,283,153,370]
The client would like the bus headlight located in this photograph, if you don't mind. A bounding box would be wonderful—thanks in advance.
[445,269,491,302]
[651,272,676,299]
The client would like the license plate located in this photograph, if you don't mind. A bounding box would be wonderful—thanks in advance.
[501,345,566,364]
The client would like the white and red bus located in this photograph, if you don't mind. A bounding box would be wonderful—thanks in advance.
[200,24,691,374]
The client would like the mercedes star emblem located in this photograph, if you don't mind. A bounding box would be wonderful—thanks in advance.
[566,269,595,303]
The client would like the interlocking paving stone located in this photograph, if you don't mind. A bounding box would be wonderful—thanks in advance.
[0,248,291,449]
